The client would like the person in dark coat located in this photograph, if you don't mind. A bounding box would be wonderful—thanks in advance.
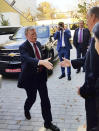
[92,22,99,130]
[17,27,60,131]
[73,20,91,73]
[60,7,99,131]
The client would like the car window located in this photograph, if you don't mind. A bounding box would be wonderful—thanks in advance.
[12,27,26,39]
[36,26,50,38]
[12,26,50,40]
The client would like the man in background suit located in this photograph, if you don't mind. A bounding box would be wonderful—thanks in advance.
[73,20,91,73]
[60,7,99,131]
[54,22,72,80]
[18,27,60,131]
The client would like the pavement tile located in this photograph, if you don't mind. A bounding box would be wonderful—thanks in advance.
[0,48,86,131]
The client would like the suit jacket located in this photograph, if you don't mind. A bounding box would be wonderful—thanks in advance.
[17,40,47,89]
[71,38,99,99]
[54,29,72,51]
[73,28,91,50]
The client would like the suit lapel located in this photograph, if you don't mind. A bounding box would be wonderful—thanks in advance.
[36,42,41,52]
[83,28,85,41]
[76,28,79,40]
[25,40,42,59]
[59,31,61,41]
[25,40,35,57]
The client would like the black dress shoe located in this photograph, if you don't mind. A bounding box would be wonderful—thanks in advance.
[76,69,80,73]
[24,111,31,120]
[68,76,71,80]
[44,123,60,131]
[59,74,65,79]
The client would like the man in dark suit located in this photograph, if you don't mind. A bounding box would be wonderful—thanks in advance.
[73,20,91,73]
[60,7,99,131]
[54,22,72,80]
[93,22,99,130]
[17,27,60,131]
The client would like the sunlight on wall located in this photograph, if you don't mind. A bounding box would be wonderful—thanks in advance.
[77,124,86,131]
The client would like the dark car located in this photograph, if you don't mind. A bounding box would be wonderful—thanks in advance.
[0,26,58,75]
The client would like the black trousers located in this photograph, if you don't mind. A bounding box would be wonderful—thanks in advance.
[85,98,98,131]
[24,80,52,123]
[95,79,99,130]
[76,47,87,70]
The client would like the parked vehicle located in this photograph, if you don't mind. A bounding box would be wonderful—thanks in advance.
[0,26,20,35]
[0,26,20,45]
[0,26,58,75]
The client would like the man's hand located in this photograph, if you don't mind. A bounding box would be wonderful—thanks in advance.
[77,87,81,96]
[57,27,60,31]
[60,57,71,67]
[39,58,53,70]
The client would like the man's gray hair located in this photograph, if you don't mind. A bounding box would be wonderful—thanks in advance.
[25,26,35,35]
[88,6,99,19]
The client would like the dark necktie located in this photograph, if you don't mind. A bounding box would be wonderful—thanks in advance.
[60,30,63,47]
[33,43,42,72]
[33,43,41,59]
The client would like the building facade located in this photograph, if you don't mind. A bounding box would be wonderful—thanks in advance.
[0,0,36,26]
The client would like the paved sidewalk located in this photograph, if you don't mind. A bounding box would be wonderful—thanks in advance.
[0,48,86,131]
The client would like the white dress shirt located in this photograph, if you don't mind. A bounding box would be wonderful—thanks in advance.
[29,41,41,59]
[60,30,65,47]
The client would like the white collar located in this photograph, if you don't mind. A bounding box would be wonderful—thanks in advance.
[28,41,35,47]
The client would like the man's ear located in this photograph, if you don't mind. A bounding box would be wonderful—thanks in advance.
[92,14,96,23]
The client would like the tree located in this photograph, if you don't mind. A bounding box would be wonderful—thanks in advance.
[37,2,56,20]
[78,0,99,21]
[77,2,88,22]
[89,0,99,7]
[23,8,34,22]
[0,14,9,26]
[55,13,66,19]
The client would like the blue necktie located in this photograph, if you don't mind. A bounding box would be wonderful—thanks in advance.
[60,31,63,47]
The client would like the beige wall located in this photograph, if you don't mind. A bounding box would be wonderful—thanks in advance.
[0,0,34,26]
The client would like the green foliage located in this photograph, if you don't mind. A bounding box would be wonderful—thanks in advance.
[0,14,9,26]
[55,13,66,19]
[37,2,56,20]
[77,2,88,22]
[37,2,68,20]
